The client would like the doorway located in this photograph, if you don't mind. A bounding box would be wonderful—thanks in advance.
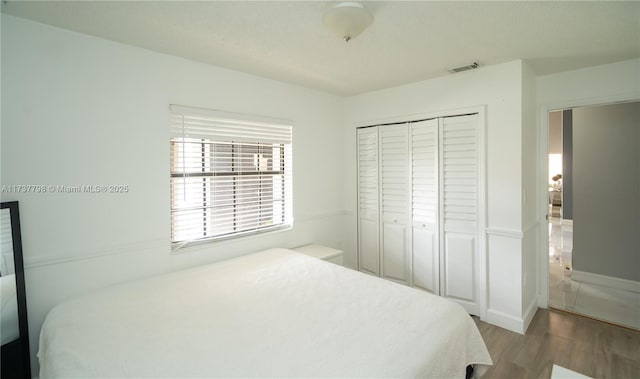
[546,101,640,330]
[547,110,575,313]
[547,110,578,311]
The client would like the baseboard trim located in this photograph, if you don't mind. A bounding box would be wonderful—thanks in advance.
[485,309,525,334]
[572,270,640,294]
[523,299,538,333]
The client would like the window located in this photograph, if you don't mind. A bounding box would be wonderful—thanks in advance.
[169,105,292,249]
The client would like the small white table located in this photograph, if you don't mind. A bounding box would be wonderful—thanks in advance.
[291,244,344,266]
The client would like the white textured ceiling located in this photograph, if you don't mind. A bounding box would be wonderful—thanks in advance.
[3,1,639,96]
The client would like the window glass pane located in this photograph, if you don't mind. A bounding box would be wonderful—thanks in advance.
[213,143,233,173]
[170,107,292,247]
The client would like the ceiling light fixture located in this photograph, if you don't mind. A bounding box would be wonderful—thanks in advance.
[323,2,373,42]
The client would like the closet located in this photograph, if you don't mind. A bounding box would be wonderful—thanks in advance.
[357,114,482,315]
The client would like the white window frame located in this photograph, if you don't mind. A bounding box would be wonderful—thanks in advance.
[169,105,293,250]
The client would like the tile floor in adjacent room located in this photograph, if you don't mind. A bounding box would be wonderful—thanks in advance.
[548,216,640,330]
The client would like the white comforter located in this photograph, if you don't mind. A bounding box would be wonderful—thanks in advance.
[39,248,491,378]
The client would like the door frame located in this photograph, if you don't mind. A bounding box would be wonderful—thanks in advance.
[536,94,640,309]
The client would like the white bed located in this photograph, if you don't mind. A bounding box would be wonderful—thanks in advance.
[38,248,492,378]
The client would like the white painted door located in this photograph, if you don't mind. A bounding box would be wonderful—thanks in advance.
[439,115,480,315]
[410,119,440,294]
[380,125,412,284]
[357,127,380,275]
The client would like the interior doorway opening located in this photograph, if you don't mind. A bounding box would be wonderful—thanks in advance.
[546,102,640,331]
[547,110,575,313]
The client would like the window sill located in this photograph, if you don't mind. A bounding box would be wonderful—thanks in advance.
[170,223,293,255]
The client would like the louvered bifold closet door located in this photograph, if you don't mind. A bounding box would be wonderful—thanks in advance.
[380,124,411,284]
[357,127,380,275]
[440,114,480,315]
[410,119,439,294]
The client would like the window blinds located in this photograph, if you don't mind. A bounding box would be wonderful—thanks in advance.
[169,105,293,249]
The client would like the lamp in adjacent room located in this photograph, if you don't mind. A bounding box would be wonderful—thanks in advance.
[323,2,373,42]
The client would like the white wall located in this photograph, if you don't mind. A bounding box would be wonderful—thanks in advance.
[343,60,530,333]
[1,15,345,374]
[537,59,640,107]
[521,61,538,328]
[572,102,640,282]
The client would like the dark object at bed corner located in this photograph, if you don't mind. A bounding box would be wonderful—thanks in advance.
[466,364,474,379]
[1,201,31,379]
[2,339,29,379]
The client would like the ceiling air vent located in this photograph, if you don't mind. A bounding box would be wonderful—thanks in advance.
[448,62,480,74]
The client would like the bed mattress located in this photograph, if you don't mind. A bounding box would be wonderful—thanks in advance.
[38,248,491,377]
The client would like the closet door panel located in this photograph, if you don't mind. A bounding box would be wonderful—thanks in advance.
[443,234,475,301]
[359,218,380,275]
[380,125,411,284]
[357,128,380,275]
[382,215,409,283]
[411,119,439,293]
[441,118,478,228]
[413,226,436,292]
[440,115,480,315]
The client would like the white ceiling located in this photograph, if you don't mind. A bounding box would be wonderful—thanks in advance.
[3,1,639,96]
